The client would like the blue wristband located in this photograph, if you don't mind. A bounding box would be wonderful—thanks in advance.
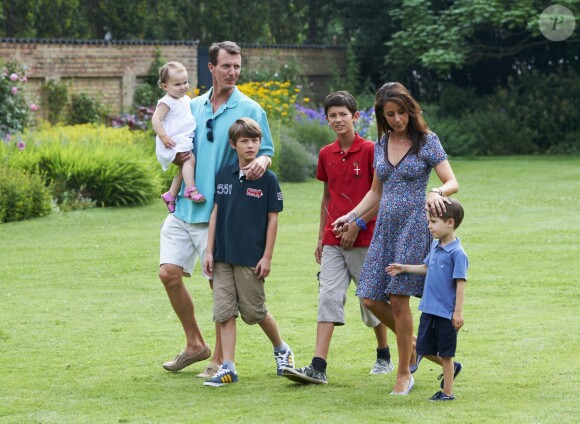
[355,217,367,231]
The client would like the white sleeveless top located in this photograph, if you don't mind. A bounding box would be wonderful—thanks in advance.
[155,94,197,171]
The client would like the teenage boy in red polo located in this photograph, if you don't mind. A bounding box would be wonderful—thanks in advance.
[282,91,391,385]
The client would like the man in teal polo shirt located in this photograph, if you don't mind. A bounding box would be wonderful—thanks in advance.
[159,41,274,377]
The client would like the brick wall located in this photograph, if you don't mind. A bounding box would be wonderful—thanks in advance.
[0,39,345,117]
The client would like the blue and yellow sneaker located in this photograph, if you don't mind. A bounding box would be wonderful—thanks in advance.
[203,366,239,387]
[274,344,294,376]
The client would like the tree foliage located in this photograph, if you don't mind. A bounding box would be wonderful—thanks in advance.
[1,0,578,103]
[385,0,580,96]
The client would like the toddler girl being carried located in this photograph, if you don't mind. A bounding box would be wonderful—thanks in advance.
[152,61,205,212]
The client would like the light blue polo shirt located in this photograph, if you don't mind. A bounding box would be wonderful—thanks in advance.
[418,238,469,319]
[173,86,274,224]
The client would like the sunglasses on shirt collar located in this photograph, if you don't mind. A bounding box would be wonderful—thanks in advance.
[206,119,214,142]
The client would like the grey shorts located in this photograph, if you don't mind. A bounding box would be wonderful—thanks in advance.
[159,214,208,277]
[318,245,380,327]
[212,262,268,325]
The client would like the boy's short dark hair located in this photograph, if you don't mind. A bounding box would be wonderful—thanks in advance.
[228,117,262,144]
[439,198,464,229]
[324,91,357,116]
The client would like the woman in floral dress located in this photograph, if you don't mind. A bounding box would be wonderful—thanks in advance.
[333,82,459,395]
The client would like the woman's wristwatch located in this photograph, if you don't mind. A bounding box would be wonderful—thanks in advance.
[430,188,443,196]
[355,217,367,231]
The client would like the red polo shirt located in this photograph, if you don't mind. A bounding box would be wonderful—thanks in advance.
[316,133,376,247]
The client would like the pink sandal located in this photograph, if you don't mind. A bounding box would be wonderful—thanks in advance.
[160,191,176,213]
[184,186,206,203]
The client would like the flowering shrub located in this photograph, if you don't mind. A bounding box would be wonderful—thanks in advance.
[110,106,155,131]
[294,104,376,140]
[356,107,376,140]
[1,62,37,145]
[295,105,326,125]
[237,81,298,123]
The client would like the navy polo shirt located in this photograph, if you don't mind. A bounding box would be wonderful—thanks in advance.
[418,238,469,319]
[213,164,283,267]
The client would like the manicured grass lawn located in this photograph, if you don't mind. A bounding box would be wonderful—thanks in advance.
[1,157,579,423]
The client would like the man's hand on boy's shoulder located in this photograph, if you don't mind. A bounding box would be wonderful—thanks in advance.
[337,222,360,250]
[243,156,270,180]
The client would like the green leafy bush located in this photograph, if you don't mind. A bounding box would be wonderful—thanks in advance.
[0,164,52,223]
[67,93,107,125]
[490,68,580,154]
[278,133,317,182]
[9,124,163,208]
[41,80,69,124]
[437,85,479,118]
[133,49,165,109]
[428,108,536,156]
[133,84,164,110]
[288,120,335,154]
[239,54,304,86]
[432,68,580,155]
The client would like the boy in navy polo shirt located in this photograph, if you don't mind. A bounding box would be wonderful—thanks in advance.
[282,91,389,385]
[386,198,468,401]
[202,118,293,387]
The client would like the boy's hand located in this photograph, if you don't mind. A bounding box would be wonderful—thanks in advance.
[255,257,271,279]
[314,241,323,265]
[385,263,404,276]
[202,253,214,277]
[331,215,349,234]
[452,311,464,330]
[338,222,359,250]
[161,135,176,149]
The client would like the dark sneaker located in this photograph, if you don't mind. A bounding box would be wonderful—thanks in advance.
[438,361,462,389]
[203,366,239,387]
[281,365,327,384]
[430,391,455,401]
[370,357,394,374]
[274,345,294,375]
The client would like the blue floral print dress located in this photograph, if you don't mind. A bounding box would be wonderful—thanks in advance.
[356,132,448,300]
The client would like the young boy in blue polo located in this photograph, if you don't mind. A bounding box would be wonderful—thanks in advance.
[386,198,468,401]
[202,117,293,387]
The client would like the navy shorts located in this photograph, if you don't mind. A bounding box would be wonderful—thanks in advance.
[416,313,457,358]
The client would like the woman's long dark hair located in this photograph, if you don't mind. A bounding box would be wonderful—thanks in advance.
[375,82,429,154]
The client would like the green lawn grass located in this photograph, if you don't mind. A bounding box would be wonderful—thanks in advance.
[1,157,579,423]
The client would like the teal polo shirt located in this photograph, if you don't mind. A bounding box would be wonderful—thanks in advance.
[173,86,274,224]
[213,164,283,267]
